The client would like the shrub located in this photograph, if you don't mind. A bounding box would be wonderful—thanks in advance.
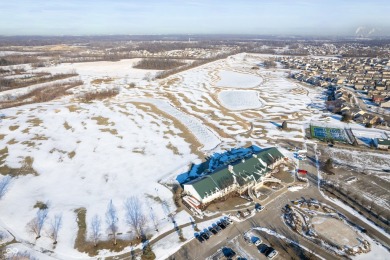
[142,244,156,260]
[80,88,119,102]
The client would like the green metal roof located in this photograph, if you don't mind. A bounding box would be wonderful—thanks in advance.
[377,138,390,146]
[256,147,285,165]
[186,168,234,199]
[185,147,284,200]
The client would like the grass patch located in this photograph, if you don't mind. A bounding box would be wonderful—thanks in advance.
[74,207,143,256]
[27,118,43,127]
[166,142,180,155]
[68,151,76,159]
[91,116,114,126]
[0,152,38,176]
[33,201,48,210]
[63,121,73,130]
[74,207,87,251]
[67,105,81,112]
[21,140,36,148]
[0,134,5,140]
[31,135,48,141]
[7,139,18,145]
[9,125,19,131]
[0,147,8,165]
[90,78,114,85]
[132,147,145,154]
[100,128,118,135]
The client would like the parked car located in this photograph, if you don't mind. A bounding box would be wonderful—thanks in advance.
[265,247,278,259]
[200,232,209,240]
[217,221,226,229]
[195,233,204,243]
[222,247,236,259]
[203,229,212,237]
[224,216,233,223]
[221,219,230,226]
[213,224,222,232]
[208,227,218,235]
[258,243,269,253]
[255,203,264,212]
[251,236,262,246]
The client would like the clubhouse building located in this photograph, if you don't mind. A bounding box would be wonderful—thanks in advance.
[183,147,286,205]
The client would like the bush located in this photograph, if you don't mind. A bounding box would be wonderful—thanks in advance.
[341,114,352,122]
[0,80,83,109]
[324,158,333,171]
[142,244,156,260]
[80,89,119,102]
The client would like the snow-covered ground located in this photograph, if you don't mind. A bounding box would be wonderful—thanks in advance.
[0,100,196,258]
[288,186,304,192]
[0,52,366,258]
[4,243,56,260]
[353,234,390,260]
[132,98,221,151]
[0,226,13,245]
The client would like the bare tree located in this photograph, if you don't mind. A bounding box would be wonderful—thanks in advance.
[106,200,119,245]
[124,196,147,238]
[90,214,101,247]
[143,72,153,81]
[0,176,11,199]
[27,208,48,239]
[48,214,62,244]
[149,207,159,232]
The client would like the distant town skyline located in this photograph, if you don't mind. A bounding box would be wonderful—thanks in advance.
[1,0,390,36]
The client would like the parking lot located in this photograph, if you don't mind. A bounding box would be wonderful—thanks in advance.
[205,227,302,260]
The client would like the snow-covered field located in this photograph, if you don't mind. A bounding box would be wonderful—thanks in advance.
[0,52,358,258]
[218,90,262,110]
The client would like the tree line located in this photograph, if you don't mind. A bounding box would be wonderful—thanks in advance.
[0,80,83,109]
[0,71,78,92]
[133,58,186,70]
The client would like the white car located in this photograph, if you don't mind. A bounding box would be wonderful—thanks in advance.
[266,249,278,259]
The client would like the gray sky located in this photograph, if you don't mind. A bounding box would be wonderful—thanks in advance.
[1,0,389,36]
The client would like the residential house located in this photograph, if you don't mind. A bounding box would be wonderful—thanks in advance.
[373,95,386,104]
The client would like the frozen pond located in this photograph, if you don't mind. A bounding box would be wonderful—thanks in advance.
[216,70,263,88]
[218,90,262,110]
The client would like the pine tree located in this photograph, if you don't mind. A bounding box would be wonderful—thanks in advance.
[324,158,333,171]
[282,121,288,130]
